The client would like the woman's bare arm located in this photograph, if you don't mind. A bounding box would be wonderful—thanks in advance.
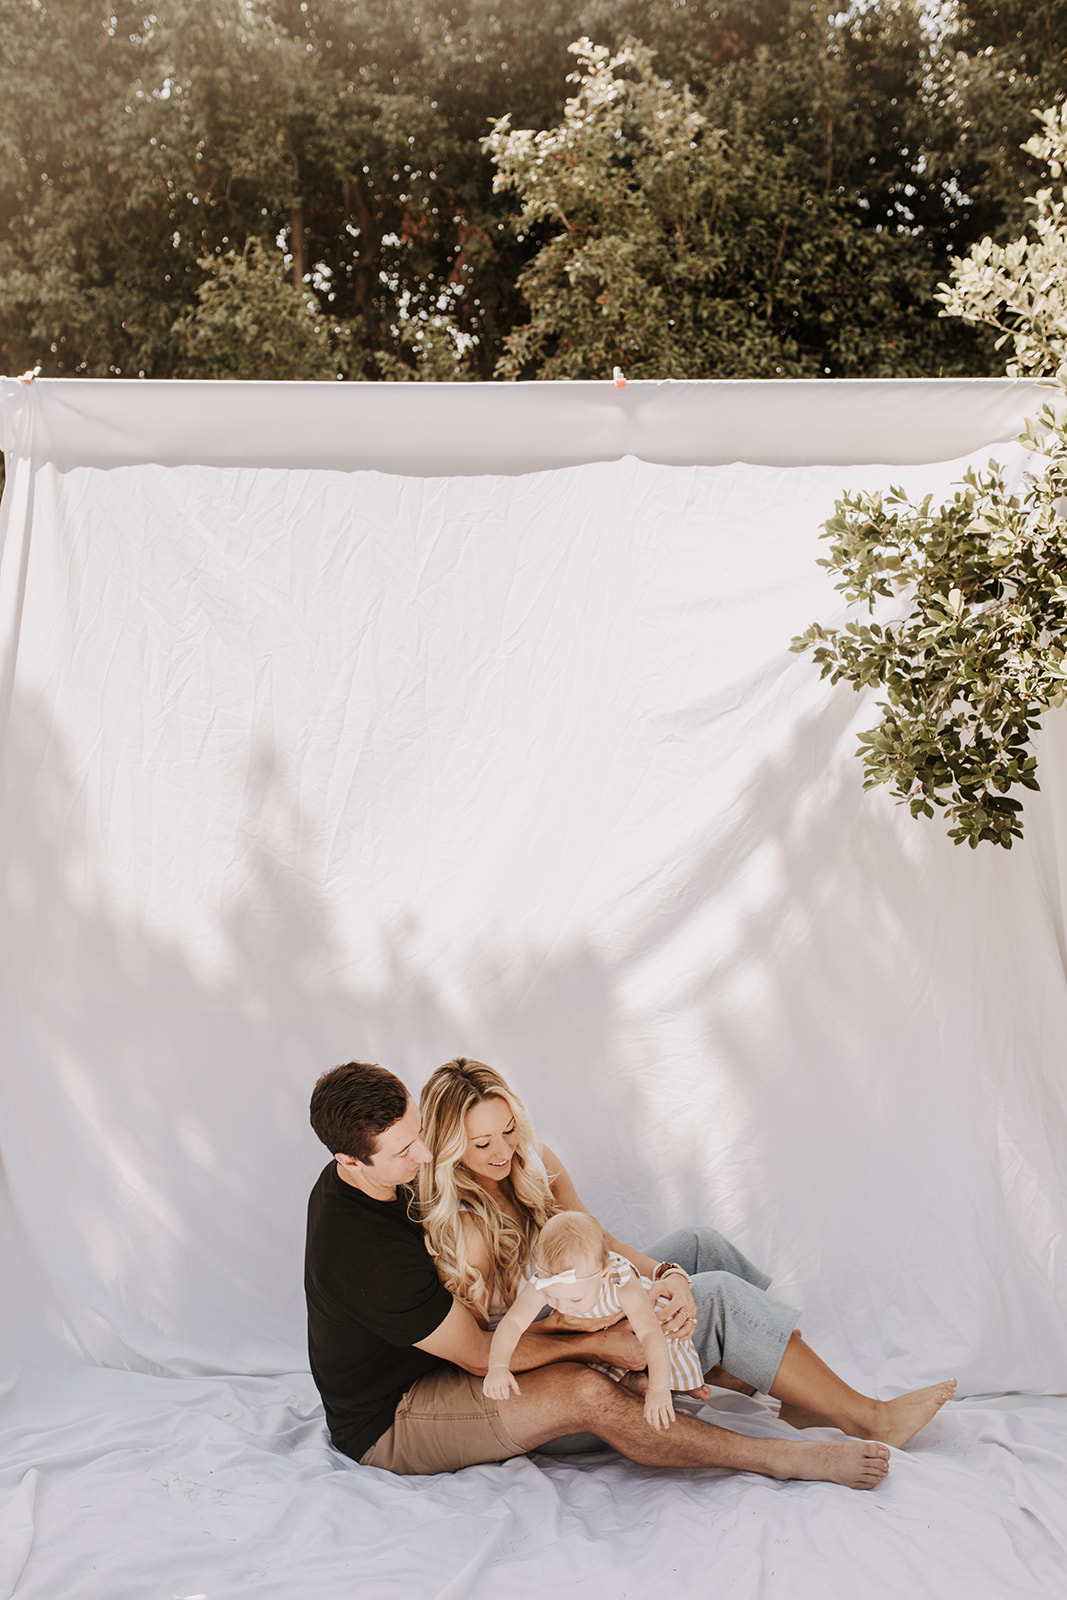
[540,1144,697,1331]
[541,1144,658,1277]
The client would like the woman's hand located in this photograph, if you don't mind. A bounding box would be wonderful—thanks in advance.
[643,1386,675,1431]
[483,1366,521,1401]
[653,1272,698,1341]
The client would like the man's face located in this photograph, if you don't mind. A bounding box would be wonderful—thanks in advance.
[337,1098,432,1199]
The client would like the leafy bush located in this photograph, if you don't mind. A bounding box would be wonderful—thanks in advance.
[937,104,1067,378]
[793,107,1067,849]
[484,37,980,380]
[792,425,1067,848]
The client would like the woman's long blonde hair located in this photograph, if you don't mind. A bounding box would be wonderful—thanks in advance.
[418,1058,558,1324]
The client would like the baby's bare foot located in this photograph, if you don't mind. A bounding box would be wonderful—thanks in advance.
[684,1384,711,1402]
[869,1381,956,1449]
[788,1439,890,1491]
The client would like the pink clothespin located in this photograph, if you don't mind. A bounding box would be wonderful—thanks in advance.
[612,366,626,388]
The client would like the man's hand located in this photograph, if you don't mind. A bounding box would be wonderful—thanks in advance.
[652,1273,698,1341]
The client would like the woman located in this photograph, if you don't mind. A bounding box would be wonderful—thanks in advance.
[418,1056,713,1342]
[417,1057,957,1449]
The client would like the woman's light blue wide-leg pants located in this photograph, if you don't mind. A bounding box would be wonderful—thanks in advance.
[539,1225,797,1455]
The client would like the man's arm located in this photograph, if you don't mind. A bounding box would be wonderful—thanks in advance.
[414,1296,646,1377]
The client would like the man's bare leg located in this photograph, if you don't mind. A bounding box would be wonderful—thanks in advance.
[499,1363,890,1490]
[769,1332,956,1448]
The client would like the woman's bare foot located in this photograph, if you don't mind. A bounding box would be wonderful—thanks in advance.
[865,1381,956,1449]
[704,1365,757,1397]
[768,1332,955,1448]
[782,1439,890,1491]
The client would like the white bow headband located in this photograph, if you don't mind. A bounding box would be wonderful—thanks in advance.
[533,1267,603,1290]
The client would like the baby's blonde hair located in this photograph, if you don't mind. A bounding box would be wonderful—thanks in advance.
[536,1211,608,1275]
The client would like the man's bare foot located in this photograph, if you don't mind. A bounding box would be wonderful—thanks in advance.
[865,1381,956,1449]
[704,1365,757,1397]
[781,1439,890,1491]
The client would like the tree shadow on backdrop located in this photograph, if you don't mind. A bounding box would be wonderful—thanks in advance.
[0,688,664,1378]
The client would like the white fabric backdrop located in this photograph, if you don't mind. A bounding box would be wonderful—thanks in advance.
[0,373,1041,473]
[1,377,1065,1598]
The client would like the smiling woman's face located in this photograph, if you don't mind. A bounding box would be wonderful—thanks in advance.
[462,1096,520,1186]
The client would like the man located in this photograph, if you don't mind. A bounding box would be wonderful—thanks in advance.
[304,1060,893,1487]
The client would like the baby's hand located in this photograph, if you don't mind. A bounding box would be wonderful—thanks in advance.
[483,1366,521,1401]
[643,1387,675,1431]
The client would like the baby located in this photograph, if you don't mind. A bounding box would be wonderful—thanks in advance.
[482,1211,708,1430]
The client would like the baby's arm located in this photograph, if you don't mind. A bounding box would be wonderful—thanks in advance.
[483,1281,547,1400]
[616,1275,676,1430]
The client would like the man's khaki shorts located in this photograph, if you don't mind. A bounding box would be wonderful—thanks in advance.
[359,1365,527,1475]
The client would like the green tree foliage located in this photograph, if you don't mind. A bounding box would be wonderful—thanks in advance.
[1,0,334,377]
[936,0,1067,237]
[792,112,1067,849]
[791,448,1067,849]
[173,239,347,379]
[0,0,578,379]
[487,32,978,379]
[0,0,1061,383]
[937,105,1067,377]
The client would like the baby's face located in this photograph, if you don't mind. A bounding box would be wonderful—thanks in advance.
[544,1255,607,1315]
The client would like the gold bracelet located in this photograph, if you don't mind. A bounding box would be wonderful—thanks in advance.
[652,1261,691,1286]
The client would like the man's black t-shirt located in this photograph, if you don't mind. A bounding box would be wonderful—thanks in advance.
[304,1162,453,1459]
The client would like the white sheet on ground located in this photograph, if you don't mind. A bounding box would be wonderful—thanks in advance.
[0,378,1065,1598]
[2,1372,1067,1600]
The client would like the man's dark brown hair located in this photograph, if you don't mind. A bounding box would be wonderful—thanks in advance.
[309,1061,409,1163]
